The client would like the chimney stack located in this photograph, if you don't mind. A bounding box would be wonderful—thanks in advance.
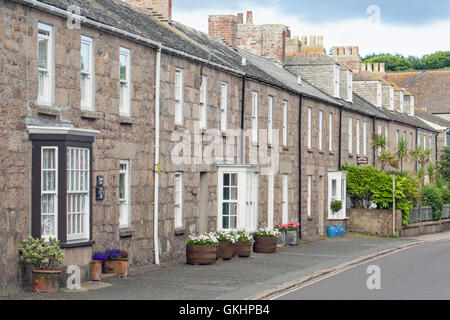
[125,0,172,22]
[246,11,253,24]
[208,15,238,48]
[237,13,244,24]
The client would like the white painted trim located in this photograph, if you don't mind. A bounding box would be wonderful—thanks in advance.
[27,126,99,136]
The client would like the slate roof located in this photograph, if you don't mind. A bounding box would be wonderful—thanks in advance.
[30,0,437,134]
[415,109,450,129]
[285,55,338,66]
[382,69,450,114]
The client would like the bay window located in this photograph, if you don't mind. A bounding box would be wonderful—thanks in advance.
[30,126,98,244]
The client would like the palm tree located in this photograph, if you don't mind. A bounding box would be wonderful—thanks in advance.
[371,133,388,153]
[396,136,409,172]
[410,146,433,186]
[378,149,399,171]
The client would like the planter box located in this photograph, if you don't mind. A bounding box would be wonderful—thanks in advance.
[235,242,253,257]
[186,244,217,265]
[31,270,62,293]
[104,259,128,276]
[442,205,450,220]
[277,232,285,245]
[285,230,299,245]
[217,242,233,260]
[253,237,277,253]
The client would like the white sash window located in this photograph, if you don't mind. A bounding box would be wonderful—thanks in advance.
[41,147,58,240]
[268,96,273,146]
[251,91,258,144]
[81,36,94,110]
[119,47,131,116]
[175,69,183,125]
[67,148,90,241]
[119,160,130,228]
[221,83,228,132]
[38,23,53,106]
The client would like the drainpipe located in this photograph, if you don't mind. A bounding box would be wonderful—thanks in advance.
[435,133,438,163]
[338,106,343,170]
[372,116,376,167]
[240,75,246,164]
[415,127,419,173]
[154,47,162,265]
[298,94,303,238]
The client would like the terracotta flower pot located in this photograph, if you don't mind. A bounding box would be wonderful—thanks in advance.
[31,270,61,293]
[91,260,103,281]
[104,258,128,276]
[217,242,234,260]
[253,236,277,253]
[186,244,217,265]
[235,242,253,257]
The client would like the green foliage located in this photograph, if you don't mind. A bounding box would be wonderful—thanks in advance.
[441,188,450,205]
[330,200,343,214]
[363,54,413,71]
[363,51,450,71]
[342,165,418,225]
[437,147,450,185]
[422,185,444,220]
[18,237,64,270]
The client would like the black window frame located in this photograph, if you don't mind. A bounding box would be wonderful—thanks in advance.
[30,133,94,247]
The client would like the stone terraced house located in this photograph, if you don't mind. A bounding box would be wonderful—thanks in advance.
[0,0,442,292]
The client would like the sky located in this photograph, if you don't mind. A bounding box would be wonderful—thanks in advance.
[172,0,450,57]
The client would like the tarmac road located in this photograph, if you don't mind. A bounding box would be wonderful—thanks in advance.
[274,239,450,300]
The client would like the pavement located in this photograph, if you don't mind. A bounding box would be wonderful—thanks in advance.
[18,232,447,300]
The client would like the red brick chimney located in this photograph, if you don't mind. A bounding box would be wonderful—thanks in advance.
[126,0,172,22]
[208,15,238,48]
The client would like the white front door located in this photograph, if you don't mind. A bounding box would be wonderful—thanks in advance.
[328,172,347,220]
[218,167,259,232]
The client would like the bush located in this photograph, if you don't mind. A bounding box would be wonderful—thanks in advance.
[422,185,444,220]
[330,200,343,214]
[343,165,418,225]
[18,237,64,270]
[441,188,450,205]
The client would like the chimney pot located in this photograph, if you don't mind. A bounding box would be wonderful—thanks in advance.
[237,13,243,24]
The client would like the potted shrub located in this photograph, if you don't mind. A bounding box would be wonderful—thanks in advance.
[92,251,108,281]
[329,200,343,237]
[186,232,219,265]
[253,228,280,253]
[18,236,64,293]
[216,231,238,260]
[234,231,254,258]
[104,249,129,276]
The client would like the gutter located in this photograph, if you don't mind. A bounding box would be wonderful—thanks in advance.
[15,0,244,77]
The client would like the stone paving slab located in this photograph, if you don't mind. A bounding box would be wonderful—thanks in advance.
[18,235,420,300]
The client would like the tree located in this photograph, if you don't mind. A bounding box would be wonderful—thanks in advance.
[420,52,450,70]
[410,146,433,187]
[363,54,414,71]
[372,133,398,171]
[437,147,450,186]
[396,136,409,172]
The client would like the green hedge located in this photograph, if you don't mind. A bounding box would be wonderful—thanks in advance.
[343,165,418,225]
[422,186,444,220]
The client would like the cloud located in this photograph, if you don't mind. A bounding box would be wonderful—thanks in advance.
[173,4,450,57]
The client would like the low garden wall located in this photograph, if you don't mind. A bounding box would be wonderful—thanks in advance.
[400,220,450,237]
[347,209,402,237]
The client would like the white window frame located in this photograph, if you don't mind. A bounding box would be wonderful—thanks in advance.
[389,86,394,111]
[283,100,288,147]
[377,81,382,108]
[363,122,367,156]
[307,175,312,218]
[221,83,228,132]
[356,120,360,155]
[175,68,183,125]
[251,91,258,144]
[37,23,54,106]
[329,113,333,152]
[347,70,353,102]
[200,76,207,129]
[318,110,323,151]
[378,125,382,153]
[174,172,183,229]
[268,96,273,146]
[282,175,289,224]
[41,147,58,241]
[119,160,130,229]
[334,64,340,98]
[399,91,404,113]
[66,147,90,241]
[385,126,389,145]
[307,107,312,149]
[81,35,94,111]
[410,96,415,116]
[348,118,353,154]
[119,47,131,116]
